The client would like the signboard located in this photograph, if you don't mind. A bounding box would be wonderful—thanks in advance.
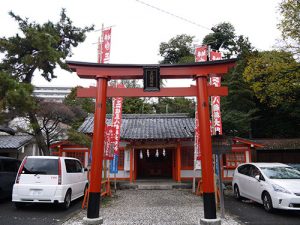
[110,154,118,174]
[143,67,160,91]
[104,125,116,160]
[195,46,208,62]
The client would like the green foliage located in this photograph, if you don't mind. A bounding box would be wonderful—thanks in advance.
[122,98,153,114]
[154,97,195,116]
[203,22,236,57]
[64,87,94,113]
[0,71,36,122]
[278,0,300,57]
[159,34,194,64]
[0,9,93,155]
[67,128,91,147]
[243,50,300,108]
[0,9,94,83]
[252,101,300,138]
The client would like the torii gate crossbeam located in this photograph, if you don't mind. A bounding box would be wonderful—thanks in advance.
[67,59,236,225]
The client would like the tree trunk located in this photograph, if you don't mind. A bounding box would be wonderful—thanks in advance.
[28,112,50,155]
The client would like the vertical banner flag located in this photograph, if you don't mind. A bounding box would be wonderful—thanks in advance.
[112,83,124,155]
[209,51,223,135]
[104,125,116,160]
[194,46,208,162]
[98,27,112,63]
[110,154,119,174]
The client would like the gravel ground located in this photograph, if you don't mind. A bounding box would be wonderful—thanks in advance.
[63,189,241,225]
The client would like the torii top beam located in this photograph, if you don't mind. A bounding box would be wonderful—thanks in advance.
[67,58,237,80]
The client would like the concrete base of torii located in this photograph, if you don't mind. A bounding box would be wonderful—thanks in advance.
[200,218,221,225]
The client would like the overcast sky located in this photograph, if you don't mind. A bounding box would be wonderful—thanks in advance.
[1,0,282,87]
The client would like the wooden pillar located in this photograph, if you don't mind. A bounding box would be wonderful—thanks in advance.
[87,77,107,219]
[196,75,217,219]
[130,148,134,183]
[59,145,62,156]
[172,150,176,181]
[176,142,181,182]
[134,150,137,180]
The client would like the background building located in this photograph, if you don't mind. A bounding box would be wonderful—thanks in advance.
[33,86,73,102]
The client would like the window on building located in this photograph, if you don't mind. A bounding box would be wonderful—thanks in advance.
[181,147,194,170]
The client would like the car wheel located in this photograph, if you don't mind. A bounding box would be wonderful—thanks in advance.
[262,192,274,212]
[62,190,72,210]
[15,202,26,209]
[234,185,241,200]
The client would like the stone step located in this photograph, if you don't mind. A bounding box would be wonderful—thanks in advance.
[138,184,173,190]
[118,182,192,190]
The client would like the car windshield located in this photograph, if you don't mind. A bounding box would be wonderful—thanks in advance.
[22,158,58,175]
[261,166,300,179]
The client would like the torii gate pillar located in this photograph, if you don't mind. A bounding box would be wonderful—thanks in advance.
[84,77,107,223]
[196,75,217,220]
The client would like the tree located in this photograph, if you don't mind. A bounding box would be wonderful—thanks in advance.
[159,34,195,64]
[278,0,300,58]
[202,22,236,57]
[0,9,93,155]
[201,22,259,137]
[154,97,195,116]
[243,50,300,108]
[0,71,36,124]
[36,101,76,149]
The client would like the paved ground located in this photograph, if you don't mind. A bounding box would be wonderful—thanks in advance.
[0,197,82,225]
[224,191,300,225]
[63,189,241,225]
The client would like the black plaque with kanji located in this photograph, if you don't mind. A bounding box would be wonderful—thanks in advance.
[143,66,160,91]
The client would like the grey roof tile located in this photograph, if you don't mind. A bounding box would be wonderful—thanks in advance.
[0,135,33,149]
[78,114,195,140]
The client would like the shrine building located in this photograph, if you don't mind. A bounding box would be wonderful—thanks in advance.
[73,113,262,182]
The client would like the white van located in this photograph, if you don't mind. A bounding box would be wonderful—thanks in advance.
[12,156,88,209]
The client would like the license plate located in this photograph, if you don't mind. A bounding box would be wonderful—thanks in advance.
[30,189,42,195]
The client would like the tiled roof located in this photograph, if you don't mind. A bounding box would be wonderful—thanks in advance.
[254,139,300,150]
[0,135,33,149]
[78,114,195,140]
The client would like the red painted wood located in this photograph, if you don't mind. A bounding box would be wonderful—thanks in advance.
[176,143,181,182]
[67,60,236,80]
[196,76,215,193]
[77,86,228,98]
[89,78,107,193]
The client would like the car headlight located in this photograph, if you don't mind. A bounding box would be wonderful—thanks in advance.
[272,183,292,194]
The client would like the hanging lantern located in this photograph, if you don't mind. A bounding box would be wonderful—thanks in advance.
[147,149,150,158]
[140,150,143,159]
[163,148,166,157]
[155,149,159,157]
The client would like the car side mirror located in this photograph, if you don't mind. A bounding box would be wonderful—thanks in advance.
[255,175,260,181]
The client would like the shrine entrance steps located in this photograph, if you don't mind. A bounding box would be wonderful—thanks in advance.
[117,179,192,190]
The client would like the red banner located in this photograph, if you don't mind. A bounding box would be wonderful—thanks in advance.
[98,28,112,63]
[209,51,223,135]
[104,125,116,160]
[210,51,222,61]
[112,83,124,155]
[195,46,208,62]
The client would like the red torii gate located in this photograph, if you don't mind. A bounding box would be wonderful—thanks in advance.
[67,59,236,224]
